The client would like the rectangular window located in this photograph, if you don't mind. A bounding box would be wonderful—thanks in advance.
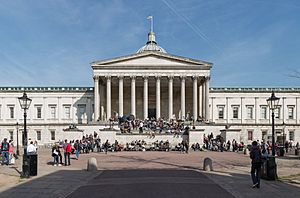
[9,131,13,141]
[288,106,294,119]
[0,105,1,119]
[232,106,239,119]
[289,131,294,141]
[50,130,55,141]
[50,106,56,119]
[9,106,14,119]
[218,106,225,119]
[78,104,86,119]
[274,108,280,119]
[36,131,41,141]
[246,106,253,119]
[248,131,253,141]
[36,106,42,119]
[64,106,71,119]
[262,131,267,141]
[260,106,267,119]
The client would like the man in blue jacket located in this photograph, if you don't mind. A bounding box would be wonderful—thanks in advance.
[1,138,10,165]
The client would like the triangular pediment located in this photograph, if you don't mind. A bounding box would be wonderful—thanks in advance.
[91,52,212,68]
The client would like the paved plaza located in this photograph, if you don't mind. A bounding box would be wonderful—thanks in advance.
[0,148,300,198]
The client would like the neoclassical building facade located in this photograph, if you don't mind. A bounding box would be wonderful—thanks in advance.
[91,31,212,122]
[0,30,299,146]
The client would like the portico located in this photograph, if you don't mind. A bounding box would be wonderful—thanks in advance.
[91,31,212,122]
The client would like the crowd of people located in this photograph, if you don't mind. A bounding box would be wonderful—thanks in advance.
[0,138,38,166]
[119,117,191,135]
[0,138,15,165]
[49,130,300,167]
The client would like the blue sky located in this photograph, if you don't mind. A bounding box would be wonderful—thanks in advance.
[0,0,299,87]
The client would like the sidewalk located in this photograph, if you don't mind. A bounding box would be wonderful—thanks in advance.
[0,149,299,197]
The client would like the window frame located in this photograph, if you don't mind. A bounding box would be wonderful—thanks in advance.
[246,105,254,119]
[217,105,225,119]
[232,105,239,119]
[260,106,267,119]
[50,130,55,141]
[36,105,42,119]
[288,106,294,120]
[8,105,15,119]
[248,130,253,141]
[49,105,57,119]
[64,105,71,119]
[36,130,41,141]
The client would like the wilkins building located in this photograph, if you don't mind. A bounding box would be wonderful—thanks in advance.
[0,30,299,146]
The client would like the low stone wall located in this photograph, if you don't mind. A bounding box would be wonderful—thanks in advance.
[115,133,185,146]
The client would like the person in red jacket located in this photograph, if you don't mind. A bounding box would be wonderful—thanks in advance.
[63,139,72,166]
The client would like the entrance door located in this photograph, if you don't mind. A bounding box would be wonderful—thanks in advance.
[148,108,156,119]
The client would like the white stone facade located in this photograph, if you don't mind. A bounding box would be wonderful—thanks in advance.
[0,87,299,146]
[0,31,299,146]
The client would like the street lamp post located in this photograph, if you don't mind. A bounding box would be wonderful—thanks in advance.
[282,122,285,146]
[18,91,32,178]
[16,122,20,156]
[267,91,280,156]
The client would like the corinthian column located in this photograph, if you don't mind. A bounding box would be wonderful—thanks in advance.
[199,82,203,119]
[180,76,185,120]
[118,76,123,117]
[202,79,206,120]
[156,76,161,119]
[93,76,100,122]
[193,76,198,122]
[131,76,136,117]
[168,76,173,120]
[106,76,111,121]
[143,76,148,119]
[205,76,210,121]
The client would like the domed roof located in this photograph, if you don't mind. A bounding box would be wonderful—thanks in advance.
[137,32,167,53]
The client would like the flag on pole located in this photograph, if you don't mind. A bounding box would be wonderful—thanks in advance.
[147,16,153,20]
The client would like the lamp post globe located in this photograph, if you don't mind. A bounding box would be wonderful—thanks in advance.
[18,91,32,178]
[267,91,280,156]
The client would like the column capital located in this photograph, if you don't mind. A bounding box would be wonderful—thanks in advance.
[167,75,174,80]
[130,75,136,80]
[143,75,149,80]
[93,75,100,80]
[199,77,206,84]
[180,75,186,80]
[105,75,111,80]
[117,75,124,80]
[192,75,198,80]
[205,75,211,81]
[155,75,161,80]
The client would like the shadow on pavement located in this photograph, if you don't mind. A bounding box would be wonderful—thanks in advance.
[0,167,299,198]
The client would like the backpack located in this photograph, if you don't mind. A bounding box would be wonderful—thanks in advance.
[250,148,262,163]
[1,142,9,151]
[66,144,72,153]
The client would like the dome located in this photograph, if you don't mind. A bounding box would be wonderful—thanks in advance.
[137,32,167,53]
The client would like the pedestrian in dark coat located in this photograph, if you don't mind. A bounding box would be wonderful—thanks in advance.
[250,141,262,188]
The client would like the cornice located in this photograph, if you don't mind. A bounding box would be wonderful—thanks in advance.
[91,51,213,68]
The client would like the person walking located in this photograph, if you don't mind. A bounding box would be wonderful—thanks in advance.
[27,141,37,154]
[250,141,262,188]
[74,140,80,160]
[104,140,109,154]
[1,138,10,165]
[8,140,15,164]
[63,139,72,166]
